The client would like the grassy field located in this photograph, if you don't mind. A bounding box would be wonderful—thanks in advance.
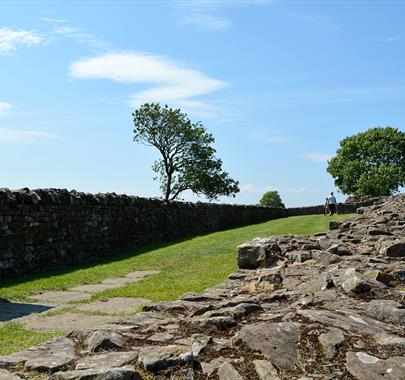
[0,213,352,355]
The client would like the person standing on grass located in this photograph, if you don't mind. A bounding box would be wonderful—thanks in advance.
[328,192,337,216]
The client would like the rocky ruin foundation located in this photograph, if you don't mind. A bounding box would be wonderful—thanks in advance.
[0,195,404,379]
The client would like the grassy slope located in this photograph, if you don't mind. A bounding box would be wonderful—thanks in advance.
[0,214,350,302]
[0,214,351,355]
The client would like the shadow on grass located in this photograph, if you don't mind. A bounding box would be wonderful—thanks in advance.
[0,216,282,290]
[0,302,53,322]
[0,236,193,290]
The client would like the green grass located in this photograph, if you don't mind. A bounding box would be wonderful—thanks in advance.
[0,214,351,302]
[0,214,352,357]
[0,323,63,356]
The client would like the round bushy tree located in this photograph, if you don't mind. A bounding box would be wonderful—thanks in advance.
[327,127,405,196]
[133,103,239,201]
[258,190,285,208]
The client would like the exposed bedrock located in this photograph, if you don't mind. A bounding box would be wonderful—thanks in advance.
[1,194,404,379]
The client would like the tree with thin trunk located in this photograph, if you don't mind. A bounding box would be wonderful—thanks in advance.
[132,103,239,201]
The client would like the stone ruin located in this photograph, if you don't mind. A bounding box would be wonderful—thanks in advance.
[0,195,404,379]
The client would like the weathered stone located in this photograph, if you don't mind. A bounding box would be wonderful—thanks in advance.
[365,300,405,325]
[137,345,192,372]
[191,334,212,357]
[345,351,405,380]
[237,239,280,269]
[201,357,227,376]
[288,250,311,263]
[189,315,236,331]
[75,352,139,370]
[143,299,213,316]
[0,337,76,370]
[77,298,150,314]
[85,330,126,352]
[25,355,75,373]
[234,322,300,370]
[30,291,91,304]
[376,239,405,257]
[373,333,405,346]
[318,328,345,359]
[23,313,117,333]
[365,270,395,286]
[217,362,243,380]
[147,332,173,342]
[0,369,22,379]
[259,273,283,284]
[253,360,280,380]
[298,309,396,335]
[342,274,373,294]
[49,367,142,380]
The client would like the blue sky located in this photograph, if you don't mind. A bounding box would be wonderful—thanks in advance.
[1,0,404,206]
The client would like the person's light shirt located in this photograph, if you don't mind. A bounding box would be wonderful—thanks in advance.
[328,195,337,205]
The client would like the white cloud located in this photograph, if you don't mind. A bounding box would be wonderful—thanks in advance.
[305,152,332,163]
[0,128,58,142]
[0,27,42,54]
[173,0,273,31]
[41,17,68,23]
[0,101,12,116]
[180,12,232,31]
[385,36,400,43]
[53,26,109,50]
[70,52,228,116]
[248,129,288,143]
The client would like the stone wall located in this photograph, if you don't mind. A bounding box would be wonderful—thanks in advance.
[0,188,372,278]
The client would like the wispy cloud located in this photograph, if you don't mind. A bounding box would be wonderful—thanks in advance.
[0,128,58,142]
[248,129,289,143]
[0,27,43,54]
[385,35,400,43]
[288,13,337,33]
[173,0,273,31]
[53,26,109,50]
[41,17,68,24]
[70,51,228,116]
[305,152,332,163]
[0,101,12,116]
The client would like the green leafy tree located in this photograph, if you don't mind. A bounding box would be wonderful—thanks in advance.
[133,103,239,201]
[327,127,405,196]
[258,190,285,208]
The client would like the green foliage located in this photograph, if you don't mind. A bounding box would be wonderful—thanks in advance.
[0,323,62,356]
[259,190,285,208]
[132,103,239,201]
[327,127,405,196]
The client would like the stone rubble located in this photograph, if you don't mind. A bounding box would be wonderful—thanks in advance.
[0,194,404,379]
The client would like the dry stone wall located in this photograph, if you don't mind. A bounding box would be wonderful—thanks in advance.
[0,188,372,277]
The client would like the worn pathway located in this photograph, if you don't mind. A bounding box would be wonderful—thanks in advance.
[0,270,159,333]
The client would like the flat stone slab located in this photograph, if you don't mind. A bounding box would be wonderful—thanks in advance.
[30,291,91,304]
[0,302,53,323]
[77,298,150,314]
[234,322,300,371]
[75,351,139,370]
[346,351,405,379]
[70,283,118,293]
[23,312,118,333]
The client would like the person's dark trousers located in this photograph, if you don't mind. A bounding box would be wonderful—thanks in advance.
[329,204,336,215]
